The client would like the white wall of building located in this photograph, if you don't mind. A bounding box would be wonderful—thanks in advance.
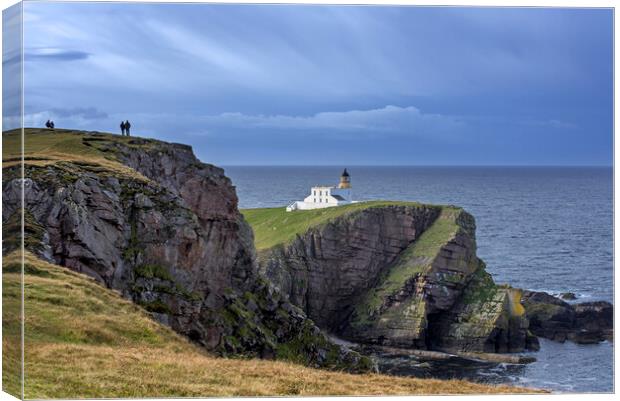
[303,186,342,205]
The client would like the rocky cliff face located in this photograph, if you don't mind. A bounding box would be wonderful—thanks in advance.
[261,205,441,330]
[2,129,372,372]
[255,205,533,353]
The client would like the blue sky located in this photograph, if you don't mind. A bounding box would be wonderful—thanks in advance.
[4,3,613,165]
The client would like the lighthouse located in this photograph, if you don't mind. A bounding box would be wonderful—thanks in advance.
[286,169,355,211]
[338,168,351,189]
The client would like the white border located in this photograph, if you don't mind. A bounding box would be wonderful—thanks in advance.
[0,1,615,401]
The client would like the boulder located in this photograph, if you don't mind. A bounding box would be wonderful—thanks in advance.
[559,292,577,301]
[521,291,613,344]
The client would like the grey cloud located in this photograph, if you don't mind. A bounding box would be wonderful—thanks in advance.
[25,48,90,62]
[520,118,578,130]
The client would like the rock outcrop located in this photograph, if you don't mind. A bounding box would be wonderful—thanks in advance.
[2,129,372,372]
[521,290,613,344]
[252,205,534,353]
[261,205,441,330]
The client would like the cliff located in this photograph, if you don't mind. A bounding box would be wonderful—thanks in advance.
[3,251,541,398]
[244,203,534,353]
[2,128,371,372]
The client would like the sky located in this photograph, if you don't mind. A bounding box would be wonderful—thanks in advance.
[2,3,614,166]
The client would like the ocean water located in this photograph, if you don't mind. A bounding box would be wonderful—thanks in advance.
[224,166,613,393]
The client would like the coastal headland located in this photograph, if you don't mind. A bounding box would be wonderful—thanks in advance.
[3,129,610,397]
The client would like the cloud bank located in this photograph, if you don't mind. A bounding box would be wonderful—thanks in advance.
[12,3,613,165]
[197,105,465,138]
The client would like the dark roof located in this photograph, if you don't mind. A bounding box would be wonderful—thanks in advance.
[341,168,350,177]
[332,195,346,201]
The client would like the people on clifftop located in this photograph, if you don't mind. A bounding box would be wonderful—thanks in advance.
[45,120,55,129]
[120,120,132,136]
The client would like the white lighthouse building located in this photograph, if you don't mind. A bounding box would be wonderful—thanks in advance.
[286,169,354,212]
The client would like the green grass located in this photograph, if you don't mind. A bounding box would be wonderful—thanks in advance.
[1,251,540,398]
[242,201,434,251]
[400,207,462,258]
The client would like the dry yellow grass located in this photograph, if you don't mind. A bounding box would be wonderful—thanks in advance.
[25,343,542,398]
[2,251,22,399]
[1,251,545,398]
[2,128,149,181]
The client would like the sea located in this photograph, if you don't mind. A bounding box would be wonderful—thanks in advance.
[224,166,614,393]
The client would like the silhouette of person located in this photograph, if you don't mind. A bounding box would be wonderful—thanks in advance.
[125,120,131,136]
[120,121,126,136]
[45,120,51,129]
[49,121,55,129]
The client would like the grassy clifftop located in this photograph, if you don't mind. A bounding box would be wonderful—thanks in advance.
[2,252,536,398]
[3,128,168,181]
[242,201,450,250]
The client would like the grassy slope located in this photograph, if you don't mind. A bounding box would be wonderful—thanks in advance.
[1,252,540,398]
[242,201,436,251]
[3,128,150,180]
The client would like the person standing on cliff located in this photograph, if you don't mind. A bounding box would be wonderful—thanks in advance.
[120,121,126,136]
[125,120,131,136]
[45,120,51,129]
